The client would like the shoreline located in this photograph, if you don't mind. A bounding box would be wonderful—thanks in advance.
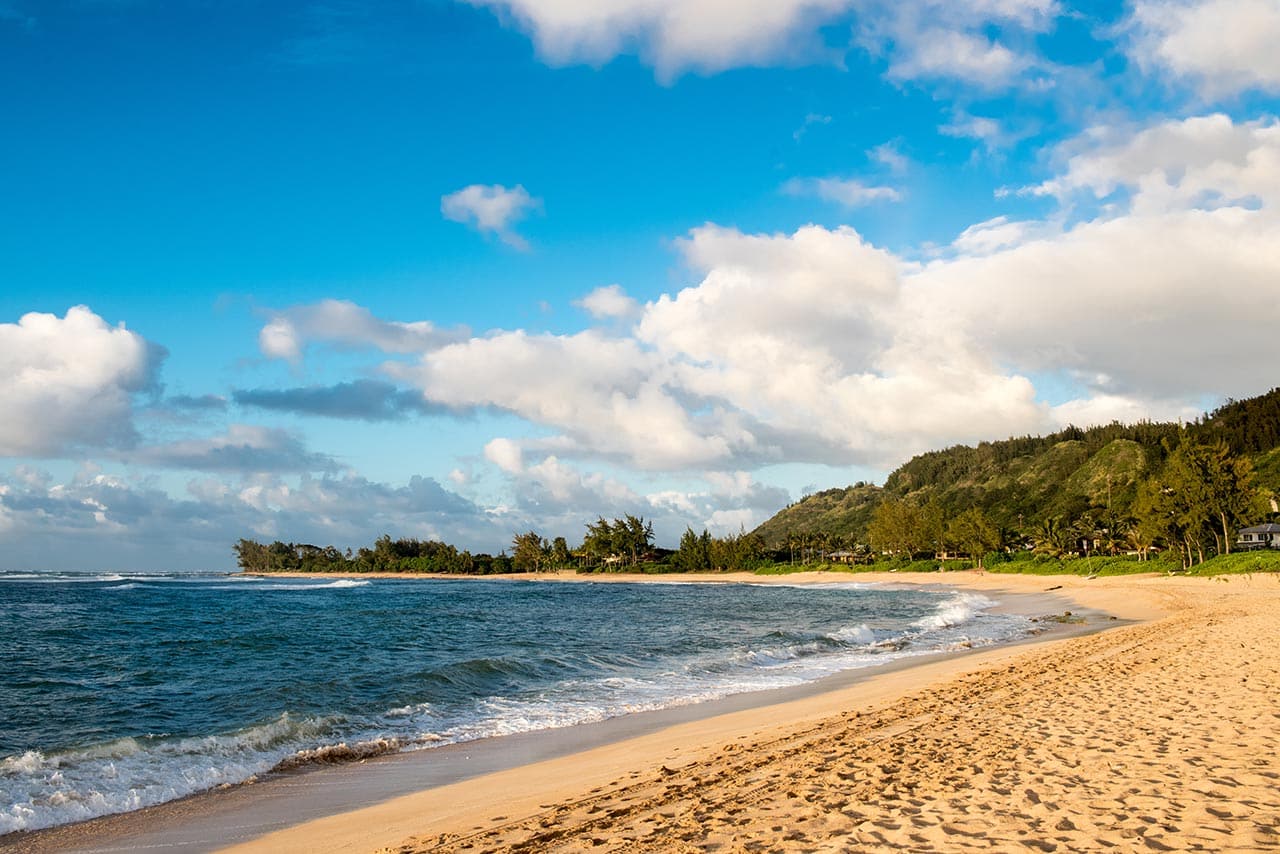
[5,572,1139,853]
[227,572,1280,854]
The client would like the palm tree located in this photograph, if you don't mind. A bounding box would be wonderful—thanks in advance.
[1032,517,1070,559]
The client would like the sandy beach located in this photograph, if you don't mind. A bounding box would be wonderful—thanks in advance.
[9,570,1279,853]
[205,570,1280,853]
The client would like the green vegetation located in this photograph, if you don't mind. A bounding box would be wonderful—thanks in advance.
[232,534,515,575]
[754,388,1280,571]
[234,515,666,575]
[668,527,769,572]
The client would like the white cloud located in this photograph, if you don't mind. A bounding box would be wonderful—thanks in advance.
[938,111,1031,154]
[950,216,1047,255]
[259,299,465,362]
[782,176,902,207]
[395,329,726,470]
[1128,0,1280,97]
[916,204,1280,401]
[1027,114,1280,210]
[0,306,157,457]
[1051,394,1201,430]
[484,437,525,473]
[246,114,1280,522]
[464,0,853,80]
[575,284,640,319]
[467,0,1058,86]
[412,117,1278,473]
[856,0,1058,88]
[884,29,1026,85]
[869,141,910,174]
[440,183,541,250]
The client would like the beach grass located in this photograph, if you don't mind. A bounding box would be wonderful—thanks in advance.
[752,549,1280,578]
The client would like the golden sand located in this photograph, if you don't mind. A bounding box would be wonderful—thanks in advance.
[216,572,1280,853]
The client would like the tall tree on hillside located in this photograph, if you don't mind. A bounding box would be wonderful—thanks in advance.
[921,498,948,557]
[1138,440,1218,568]
[1191,440,1263,554]
[868,499,922,558]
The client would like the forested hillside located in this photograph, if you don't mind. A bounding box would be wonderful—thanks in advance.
[753,388,1280,553]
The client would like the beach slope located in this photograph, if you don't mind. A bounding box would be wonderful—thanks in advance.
[219,573,1280,853]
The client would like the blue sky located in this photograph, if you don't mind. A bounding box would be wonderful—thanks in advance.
[3,0,1279,569]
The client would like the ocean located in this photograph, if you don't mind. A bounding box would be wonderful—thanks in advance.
[0,572,1035,834]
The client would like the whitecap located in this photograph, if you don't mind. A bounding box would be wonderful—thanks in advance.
[914,592,995,630]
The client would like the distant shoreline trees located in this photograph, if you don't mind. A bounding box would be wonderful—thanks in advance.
[235,397,1280,577]
[233,515,664,575]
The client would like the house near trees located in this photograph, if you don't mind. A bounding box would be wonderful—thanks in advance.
[1236,523,1280,550]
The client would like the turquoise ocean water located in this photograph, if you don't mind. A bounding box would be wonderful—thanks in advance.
[0,573,1034,833]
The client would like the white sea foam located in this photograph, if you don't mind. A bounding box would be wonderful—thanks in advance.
[914,592,995,630]
[0,713,335,834]
[773,581,880,591]
[1,583,1032,835]
[829,623,876,644]
[208,578,372,591]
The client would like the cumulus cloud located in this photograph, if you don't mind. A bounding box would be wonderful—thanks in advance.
[463,0,852,80]
[575,284,640,320]
[1127,0,1280,97]
[781,176,902,207]
[258,298,465,362]
[467,0,1057,86]
[391,329,728,469]
[382,114,1280,480]
[0,306,159,457]
[1026,113,1280,210]
[128,425,339,473]
[856,0,1059,88]
[440,183,541,250]
[233,380,446,421]
[884,29,1026,85]
[950,216,1048,255]
[236,113,1280,539]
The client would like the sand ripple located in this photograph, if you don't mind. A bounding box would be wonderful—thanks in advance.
[389,580,1280,853]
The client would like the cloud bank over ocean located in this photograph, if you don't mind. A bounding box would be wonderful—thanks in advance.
[1,0,1277,567]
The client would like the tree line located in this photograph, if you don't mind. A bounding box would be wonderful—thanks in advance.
[235,420,1280,576]
[235,515,666,575]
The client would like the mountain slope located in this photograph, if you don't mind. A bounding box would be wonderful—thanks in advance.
[753,388,1280,548]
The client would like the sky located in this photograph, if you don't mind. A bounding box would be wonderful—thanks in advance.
[3,0,1280,570]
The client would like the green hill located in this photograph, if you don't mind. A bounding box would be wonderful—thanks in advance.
[753,388,1280,549]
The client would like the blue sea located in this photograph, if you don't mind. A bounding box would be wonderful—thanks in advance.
[0,572,1035,834]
